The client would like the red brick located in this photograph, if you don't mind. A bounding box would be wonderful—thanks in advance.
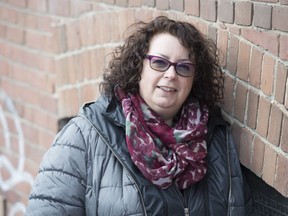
[6,115,17,134]
[103,0,114,4]
[22,13,38,30]
[79,51,92,81]
[36,16,57,33]
[239,128,253,168]
[116,0,128,6]
[117,9,136,39]
[241,28,279,56]
[7,0,27,8]
[267,104,283,146]
[66,21,82,51]
[22,118,39,142]
[0,161,13,182]
[235,2,252,26]
[0,59,11,76]
[247,89,259,129]
[25,30,50,51]
[253,3,272,29]
[56,57,70,85]
[156,0,169,10]
[39,93,58,114]
[234,82,248,123]
[185,0,199,16]
[280,35,288,61]
[45,27,64,54]
[70,0,93,16]
[256,96,271,137]
[170,0,184,11]
[227,35,239,74]
[200,0,217,22]
[33,108,57,133]
[80,83,100,105]
[217,29,228,67]
[0,23,6,39]
[24,159,40,179]
[90,47,106,79]
[194,20,208,36]
[5,26,24,44]
[275,154,288,197]
[222,74,236,114]
[89,49,99,80]
[2,79,40,106]
[78,16,93,47]
[10,64,30,86]
[218,1,234,23]
[20,85,41,106]
[68,54,84,84]
[262,144,277,186]
[28,0,47,12]
[275,62,288,103]
[58,88,81,117]
[251,136,265,176]
[38,128,57,149]
[48,0,70,16]
[237,41,250,81]
[261,54,275,96]
[25,51,56,73]
[25,144,47,169]
[128,0,142,7]
[0,42,11,60]
[109,13,121,42]
[249,47,263,88]
[281,115,288,152]
[228,25,240,35]
[208,25,217,42]
[93,14,107,45]
[252,0,278,2]
[14,181,32,196]
[0,7,18,23]
[143,0,155,7]
[103,12,117,43]
[272,6,288,32]
[280,0,288,5]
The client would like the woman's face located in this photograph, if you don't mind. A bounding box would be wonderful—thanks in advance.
[139,33,194,125]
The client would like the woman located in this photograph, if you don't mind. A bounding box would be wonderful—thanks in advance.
[25,16,253,215]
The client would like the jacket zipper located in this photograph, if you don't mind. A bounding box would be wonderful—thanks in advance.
[82,116,148,216]
[172,184,190,216]
[184,207,189,216]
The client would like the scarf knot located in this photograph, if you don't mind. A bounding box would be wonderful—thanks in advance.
[116,88,209,190]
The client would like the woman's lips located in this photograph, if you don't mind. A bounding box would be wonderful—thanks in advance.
[157,86,177,92]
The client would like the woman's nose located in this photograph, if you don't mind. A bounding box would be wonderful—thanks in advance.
[164,65,177,79]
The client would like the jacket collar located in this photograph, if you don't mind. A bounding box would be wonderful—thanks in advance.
[102,95,125,127]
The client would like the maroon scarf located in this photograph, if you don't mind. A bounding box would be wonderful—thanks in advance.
[116,88,209,190]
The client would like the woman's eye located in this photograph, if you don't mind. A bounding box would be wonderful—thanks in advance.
[177,64,191,71]
[152,59,168,67]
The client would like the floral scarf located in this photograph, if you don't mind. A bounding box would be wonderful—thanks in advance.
[116,88,209,190]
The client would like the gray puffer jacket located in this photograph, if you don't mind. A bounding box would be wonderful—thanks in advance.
[25,95,253,216]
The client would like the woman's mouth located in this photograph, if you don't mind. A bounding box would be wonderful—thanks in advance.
[157,86,177,92]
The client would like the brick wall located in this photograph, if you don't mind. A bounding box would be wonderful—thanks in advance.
[0,0,287,215]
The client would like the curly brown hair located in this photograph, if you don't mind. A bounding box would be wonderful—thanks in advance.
[100,16,224,108]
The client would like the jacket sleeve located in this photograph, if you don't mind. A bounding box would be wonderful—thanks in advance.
[25,118,88,216]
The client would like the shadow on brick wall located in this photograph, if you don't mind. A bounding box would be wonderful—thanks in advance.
[242,166,288,215]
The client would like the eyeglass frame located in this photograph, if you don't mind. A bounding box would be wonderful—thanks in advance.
[144,54,195,77]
